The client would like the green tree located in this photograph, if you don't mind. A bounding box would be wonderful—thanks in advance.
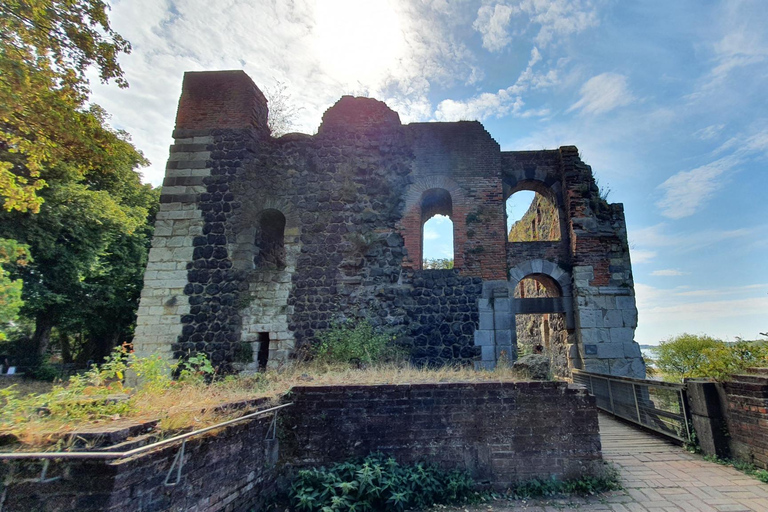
[0,136,157,358]
[0,239,30,339]
[422,258,454,270]
[652,334,721,380]
[0,0,131,212]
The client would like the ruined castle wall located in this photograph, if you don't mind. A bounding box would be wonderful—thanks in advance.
[133,70,645,377]
[561,147,644,377]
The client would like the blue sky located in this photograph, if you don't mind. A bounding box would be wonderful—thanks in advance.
[91,0,767,345]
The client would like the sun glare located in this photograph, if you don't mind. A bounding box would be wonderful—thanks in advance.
[314,0,405,86]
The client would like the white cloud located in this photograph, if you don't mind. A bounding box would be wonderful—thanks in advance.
[89,0,481,185]
[631,223,753,252]
[472,0,599,51]
[655,156,736,219]
[650,269,689,277]
[423,230,440,240]
[433,46,558,121]
[634,282,768,344]
[474,3,517,52]
[693,124,725,141]
[567,73,634,115]
[630,250,657,264]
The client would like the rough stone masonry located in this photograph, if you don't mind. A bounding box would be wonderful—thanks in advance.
[133,70,645,378]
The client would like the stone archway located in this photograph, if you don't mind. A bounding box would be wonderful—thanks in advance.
[474,259,576,374]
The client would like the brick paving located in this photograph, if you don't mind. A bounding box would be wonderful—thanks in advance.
[440,413,768,511]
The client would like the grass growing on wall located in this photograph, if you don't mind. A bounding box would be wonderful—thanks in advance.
[0,348,536,450]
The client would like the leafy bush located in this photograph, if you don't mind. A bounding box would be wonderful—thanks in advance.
[652,334,768,381]
[0,346,217,435]
[288,453,477,511]
[509,471,620,499]
[313,320,402,366]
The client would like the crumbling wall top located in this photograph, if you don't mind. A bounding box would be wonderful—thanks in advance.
[318,95,401,134]
[175,70,269,136]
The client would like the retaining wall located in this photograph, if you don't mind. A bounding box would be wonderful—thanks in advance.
[0,381,603,510]
[688,372,768,469]
[283,381,603,488]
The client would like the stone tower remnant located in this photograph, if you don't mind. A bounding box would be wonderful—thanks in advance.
[133,70,645,378]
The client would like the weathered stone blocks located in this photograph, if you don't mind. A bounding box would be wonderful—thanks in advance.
[133,70,645,377]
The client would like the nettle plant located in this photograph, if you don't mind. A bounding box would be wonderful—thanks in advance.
[288,453,477,511]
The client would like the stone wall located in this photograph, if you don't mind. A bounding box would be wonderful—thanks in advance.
[283,382,603,488]
[133,70,645,377]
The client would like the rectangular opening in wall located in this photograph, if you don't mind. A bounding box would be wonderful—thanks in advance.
[515,312,570,378]
[257,332,270,370]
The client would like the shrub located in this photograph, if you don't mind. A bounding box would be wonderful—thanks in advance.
[652,334,768,381]
[288,453,476,511]
[313,320,402,366]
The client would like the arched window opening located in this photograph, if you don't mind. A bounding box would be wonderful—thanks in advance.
[514,274,561,298]
[420,188,453,269]
[254,209,286,270]
[506,190,560,242]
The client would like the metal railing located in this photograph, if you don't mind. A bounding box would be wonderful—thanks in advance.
[572,369,690,443]
[0,403,292,486]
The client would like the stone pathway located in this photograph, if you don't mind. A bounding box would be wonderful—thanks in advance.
[440,413,768,511]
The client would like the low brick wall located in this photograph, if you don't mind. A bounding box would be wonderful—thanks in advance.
[283,381,603,488]
[0,381,603,509]
[723,374,768,468]
[688,373,768,469]
[0,416,279,512]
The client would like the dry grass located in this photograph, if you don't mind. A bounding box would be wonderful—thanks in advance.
[1,362,531,450]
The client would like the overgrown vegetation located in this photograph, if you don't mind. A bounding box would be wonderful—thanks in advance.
[506,468,621,499]
[312,320,403,366]
[281,454,621,511]
[651,333,768,381]
[0,341,535,449]
[704,455,768,484]
[287,453,478,511]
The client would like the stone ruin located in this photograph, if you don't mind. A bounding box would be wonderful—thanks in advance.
[133,70,646,378]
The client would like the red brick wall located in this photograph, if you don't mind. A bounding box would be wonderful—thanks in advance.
[283,381,603,488]
[175,70,268,133]
[723,375,768,468]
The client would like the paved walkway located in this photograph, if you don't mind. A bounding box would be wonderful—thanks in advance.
[441,413,768,511]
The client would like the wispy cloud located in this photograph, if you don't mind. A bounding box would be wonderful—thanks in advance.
[634,282,768,343]
[631,223,753,252]
[472,0,599,51]
[655,156,735,219]
[630,250,657,265]
[473,3,517,52]
[694,124,725,141]
[650,269,689,277]
[434,46,559,121]
[567,73,634,115]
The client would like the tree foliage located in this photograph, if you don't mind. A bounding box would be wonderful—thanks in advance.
[0,238,30,339]
[652,333,768,381]
[422,258,454,270]
[0,1,157,363]
[0,0,131,212]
